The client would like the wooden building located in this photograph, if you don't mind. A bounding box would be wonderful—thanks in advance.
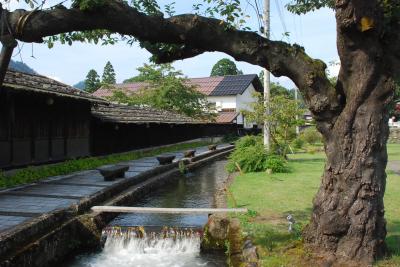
[91,104,237,155]
[0,70,106,169]
[0,71,239,169]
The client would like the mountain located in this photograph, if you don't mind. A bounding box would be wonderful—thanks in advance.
[73,80,85,90]
[8,60,37,75]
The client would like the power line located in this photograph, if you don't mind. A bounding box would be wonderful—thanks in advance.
[245,0,262,32]
[273,0,288,41]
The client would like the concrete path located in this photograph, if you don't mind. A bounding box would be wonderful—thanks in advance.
[387,160,400,175]
[0,144,229,233]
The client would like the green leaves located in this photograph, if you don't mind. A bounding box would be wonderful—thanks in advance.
[226,135,289,173]
[44,30,118,48]
[84,69,101,93]
[242,91,305,156]
[210,58,243,76]
[286,0,334,15]
[72,0,107,11]
[102,61,116,85]
[109,63,216,120]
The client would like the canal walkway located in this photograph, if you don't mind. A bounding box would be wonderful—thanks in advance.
[0,144,230,234]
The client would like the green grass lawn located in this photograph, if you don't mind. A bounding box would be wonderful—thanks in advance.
[228,144,400,266]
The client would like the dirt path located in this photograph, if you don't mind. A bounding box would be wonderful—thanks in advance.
[387,160,400,175]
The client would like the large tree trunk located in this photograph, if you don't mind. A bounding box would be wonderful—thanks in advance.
[302,2,398,265]
[304,30,395,266]
[304,89,391,264]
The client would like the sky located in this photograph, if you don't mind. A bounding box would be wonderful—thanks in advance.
[2,0,339,88]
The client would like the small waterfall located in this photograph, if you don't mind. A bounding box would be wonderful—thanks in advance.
[101,226,203,254]
[72,226,215,267]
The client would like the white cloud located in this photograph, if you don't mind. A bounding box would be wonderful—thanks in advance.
[46,75,62,82]
[327,59,341,78]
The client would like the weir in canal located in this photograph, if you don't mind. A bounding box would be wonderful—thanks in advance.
[65,160,230,267]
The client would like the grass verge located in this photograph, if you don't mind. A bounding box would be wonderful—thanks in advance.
[228,144,400,266]
[0,141,211,189]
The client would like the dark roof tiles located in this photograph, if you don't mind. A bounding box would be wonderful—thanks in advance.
[91,103,203,124]
[3,70,105,103]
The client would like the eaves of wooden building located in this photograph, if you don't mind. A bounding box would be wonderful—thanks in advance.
[90,103,237,155]
[0,70,107,169]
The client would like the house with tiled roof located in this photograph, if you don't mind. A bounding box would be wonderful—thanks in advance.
[93,74,263,128]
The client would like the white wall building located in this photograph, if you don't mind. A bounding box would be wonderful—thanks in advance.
[93,74,263,129]
[187,74,263,128]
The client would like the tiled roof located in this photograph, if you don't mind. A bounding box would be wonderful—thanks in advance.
[3,70,106,103]
[187,76,224,95]
[216,112,239,124]
[93,82,149,98]
[91,103,203,124]
[92,74,263,98]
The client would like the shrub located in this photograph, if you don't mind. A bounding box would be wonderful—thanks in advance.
[292,137,305,149]
[235,135,263,150]
[227,136,289,173]
[300,127,322,145]
[222,133,239,143]
[266,155,290,173]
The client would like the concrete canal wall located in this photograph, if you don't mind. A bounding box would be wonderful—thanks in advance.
[0,146,234,267]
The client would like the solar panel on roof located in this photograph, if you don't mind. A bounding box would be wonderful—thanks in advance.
[210,74,257,96]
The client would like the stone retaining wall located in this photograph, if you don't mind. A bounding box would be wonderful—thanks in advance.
[389,128,400,144]
[202,173,260,267]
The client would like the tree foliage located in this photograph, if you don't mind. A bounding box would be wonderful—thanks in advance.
[123,63,181,83]
[102,61,116,84]
[286,0,334,15]
[109,64,216,120]
[210,58,243,76]
[84,69,100,93]
[242,93,305,155]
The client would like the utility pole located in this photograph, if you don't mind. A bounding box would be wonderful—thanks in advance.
[263,0,270,150]
[295,88,300,135]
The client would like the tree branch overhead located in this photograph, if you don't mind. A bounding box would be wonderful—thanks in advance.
[1,0,342,129]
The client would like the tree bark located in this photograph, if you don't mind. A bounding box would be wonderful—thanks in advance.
[303,1,396,264]
[303,76,393,265]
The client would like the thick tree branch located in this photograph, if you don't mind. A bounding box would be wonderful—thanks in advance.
[3,0,341,131]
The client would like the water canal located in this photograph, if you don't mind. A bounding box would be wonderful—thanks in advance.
[65,160,229,267]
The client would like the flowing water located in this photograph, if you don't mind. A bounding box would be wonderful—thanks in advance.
[66,160,228,267]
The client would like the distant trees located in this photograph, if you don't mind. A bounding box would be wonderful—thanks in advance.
[210,58,243,76]
[84,69,101,93]
[258,71,305,108]
[80,61,115,92]
[109,63,215,120]
[102,61,116,84]
[123,63,180,83]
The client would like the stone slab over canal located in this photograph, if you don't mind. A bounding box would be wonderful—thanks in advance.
[0,144,234,267]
